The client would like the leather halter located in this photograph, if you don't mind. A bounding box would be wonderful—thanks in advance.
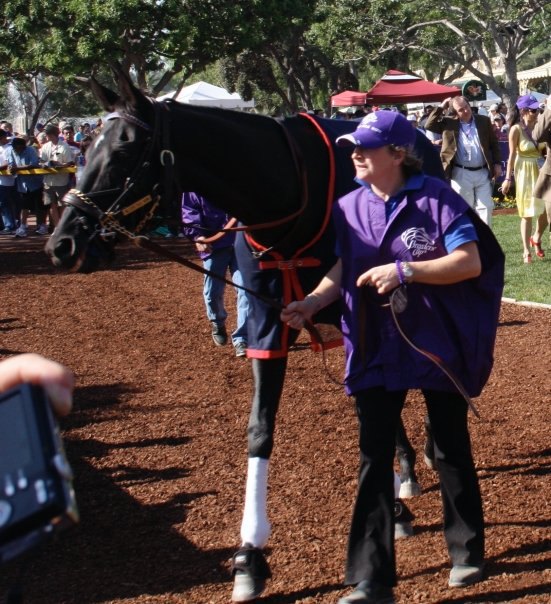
[63,101,169,232]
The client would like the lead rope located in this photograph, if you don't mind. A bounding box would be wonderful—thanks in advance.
[96,217,345,385]
[388,286,480,417]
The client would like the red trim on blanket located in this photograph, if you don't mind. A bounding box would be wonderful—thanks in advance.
[246,348,289,359]
[295,112,336,258]
[244,114,341,358]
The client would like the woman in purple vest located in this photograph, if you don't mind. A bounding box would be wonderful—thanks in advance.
[282,111,504,604]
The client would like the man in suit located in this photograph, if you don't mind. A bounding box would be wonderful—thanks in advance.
[533,96,551,241]
[425,96,502,227]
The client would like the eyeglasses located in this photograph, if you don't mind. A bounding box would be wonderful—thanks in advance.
[528,108,539,114]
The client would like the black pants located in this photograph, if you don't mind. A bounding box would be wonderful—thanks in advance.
[345,387,484,587]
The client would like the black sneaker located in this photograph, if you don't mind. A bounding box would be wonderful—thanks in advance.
[338,581,395,604]
[211,323,228,346]
[231,544,271,602]
[234,342,247,358]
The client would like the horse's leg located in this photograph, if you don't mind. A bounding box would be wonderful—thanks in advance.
[395,417,422,498]
[232,357,286,602]
[423,413,436,470]
[394,456,415,539]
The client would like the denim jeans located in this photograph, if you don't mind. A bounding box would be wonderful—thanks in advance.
[203,246,248,345]
[0,185,17,230]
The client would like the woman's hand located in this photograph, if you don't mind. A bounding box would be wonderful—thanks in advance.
[356,263,401,295]
[281,295,321,330]
[500,179,512,195]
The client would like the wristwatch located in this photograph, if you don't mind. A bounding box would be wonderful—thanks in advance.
[401,262,414,283]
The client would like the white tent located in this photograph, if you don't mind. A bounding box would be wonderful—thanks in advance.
[157,81,255,109]
[517,60,551,93]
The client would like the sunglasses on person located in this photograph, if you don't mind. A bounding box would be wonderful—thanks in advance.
[527,108,539,114]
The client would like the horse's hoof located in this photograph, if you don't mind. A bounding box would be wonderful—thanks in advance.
[231,543,271,602]
[399,479,421,498]
[394,499,414,539]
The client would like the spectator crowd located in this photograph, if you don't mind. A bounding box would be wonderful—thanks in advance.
[0,118,103,237]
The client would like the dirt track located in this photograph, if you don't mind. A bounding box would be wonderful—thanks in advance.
[0,235,549,603]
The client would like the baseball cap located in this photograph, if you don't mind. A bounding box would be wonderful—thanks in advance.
[406,114,418,122]
[336,111,416,149]
[490,104,499,111]
[516,94,540,110]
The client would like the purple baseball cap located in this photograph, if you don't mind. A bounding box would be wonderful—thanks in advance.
[336,111,416,149]
[516,94,540,110]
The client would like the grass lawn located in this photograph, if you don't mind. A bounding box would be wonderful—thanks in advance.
[492,212,551,305]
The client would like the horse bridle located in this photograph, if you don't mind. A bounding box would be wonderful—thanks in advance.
[62,100,171,238]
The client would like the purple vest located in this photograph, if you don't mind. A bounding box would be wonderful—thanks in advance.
[333,175,504,397]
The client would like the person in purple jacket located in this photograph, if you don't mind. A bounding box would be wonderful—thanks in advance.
[282,111,504,604]
[181,192,248,357]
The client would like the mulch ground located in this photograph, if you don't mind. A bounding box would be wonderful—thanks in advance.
[0,234,549,604]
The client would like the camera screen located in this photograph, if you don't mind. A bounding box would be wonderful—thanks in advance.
[0,394,32,475]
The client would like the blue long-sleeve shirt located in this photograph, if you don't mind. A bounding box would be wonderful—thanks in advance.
[181,192,235,259]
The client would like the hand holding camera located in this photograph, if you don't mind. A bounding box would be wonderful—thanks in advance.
[0,354,78,565]
[0,354,74,416]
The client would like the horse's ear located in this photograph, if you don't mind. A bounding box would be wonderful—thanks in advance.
[110,62,146,110]
[86,76,121,112]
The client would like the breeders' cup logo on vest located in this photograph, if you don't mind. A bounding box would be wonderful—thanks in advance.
[401,227,436,257]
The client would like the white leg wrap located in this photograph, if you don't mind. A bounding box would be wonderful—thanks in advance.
[394,471,401,499]
[240,457,271,548]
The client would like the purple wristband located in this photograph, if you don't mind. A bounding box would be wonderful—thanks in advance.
[395,260,405,285]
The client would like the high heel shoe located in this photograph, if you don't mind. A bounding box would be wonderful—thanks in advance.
[523,252,532,264]
[529,237,545,258]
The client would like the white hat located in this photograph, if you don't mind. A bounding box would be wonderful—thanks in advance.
[490,104,499,111]
[406,114,418,122]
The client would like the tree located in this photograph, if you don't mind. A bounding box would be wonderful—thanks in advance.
[369,0,551,107]
[0,0,317,125]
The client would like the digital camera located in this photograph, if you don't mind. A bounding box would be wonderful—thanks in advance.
[0,383,79,564]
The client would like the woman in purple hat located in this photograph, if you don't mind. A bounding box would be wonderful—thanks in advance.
[281,111,504,604]
[501,94,547,263]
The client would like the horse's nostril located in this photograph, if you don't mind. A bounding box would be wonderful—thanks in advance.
[46,236,76,262]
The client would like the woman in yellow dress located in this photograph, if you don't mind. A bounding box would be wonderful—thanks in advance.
[501,94,547,263]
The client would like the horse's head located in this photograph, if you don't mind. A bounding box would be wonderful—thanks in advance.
[46,64,169,271]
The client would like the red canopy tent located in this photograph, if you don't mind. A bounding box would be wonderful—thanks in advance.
[330,90,368,107]
[364,70,461,104]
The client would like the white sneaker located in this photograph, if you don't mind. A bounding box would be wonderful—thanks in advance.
[14,226,28,238]
[35,224,49,236]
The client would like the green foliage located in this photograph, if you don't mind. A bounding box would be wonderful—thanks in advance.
[1,0,549,121]
[0,77,11,117]
[493,214,551,305]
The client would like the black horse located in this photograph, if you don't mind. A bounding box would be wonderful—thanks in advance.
[46,65,436,601]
